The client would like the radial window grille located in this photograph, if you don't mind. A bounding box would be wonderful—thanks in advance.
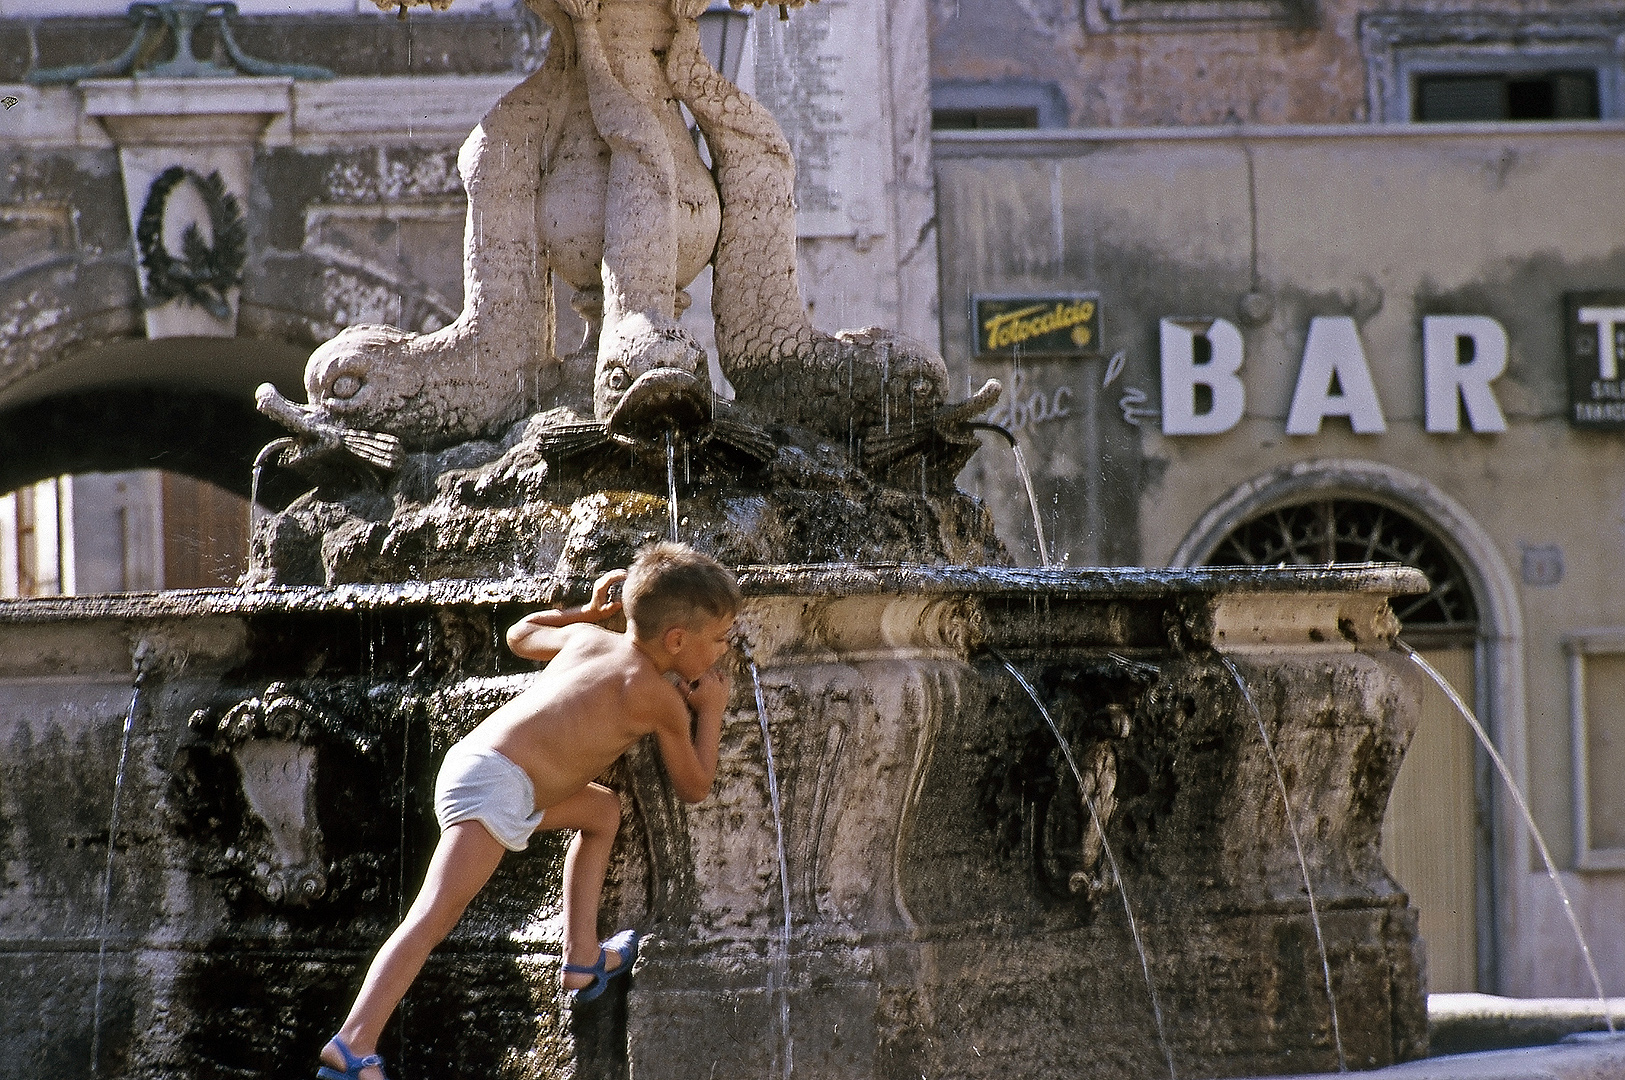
[1206,498,1478,637]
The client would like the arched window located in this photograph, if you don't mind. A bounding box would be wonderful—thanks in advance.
[1205,497,1477,643]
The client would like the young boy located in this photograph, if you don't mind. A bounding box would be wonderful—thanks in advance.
[318,541,741,1080]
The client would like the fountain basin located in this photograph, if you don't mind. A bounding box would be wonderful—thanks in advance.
[0,563,1428,1078]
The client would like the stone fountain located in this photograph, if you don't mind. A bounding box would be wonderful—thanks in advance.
[0,1,1432,1077]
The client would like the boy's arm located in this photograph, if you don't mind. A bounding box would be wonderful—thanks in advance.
[653,668,728,804]
[506,569,627,661]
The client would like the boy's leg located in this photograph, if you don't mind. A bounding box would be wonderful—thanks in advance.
[321,821,506,1078]
[538,782,624,988]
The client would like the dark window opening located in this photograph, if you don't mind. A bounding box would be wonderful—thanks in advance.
[1415,70,1600,122]
[932,107,1041,131]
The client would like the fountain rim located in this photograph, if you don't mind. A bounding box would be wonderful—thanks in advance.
[0,562,1428,624]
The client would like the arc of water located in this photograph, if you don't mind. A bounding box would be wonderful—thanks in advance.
[665,430,681,543]
[250,436,295,515]
[1218,655,1348,1071]
[90,676,143,1077]
[1398,643,1616,1031]
[991,651,1177,1080]
[966,423,1050,567]
[747,660,794,1080]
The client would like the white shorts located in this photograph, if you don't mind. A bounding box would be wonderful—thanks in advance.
[433,742,545,852]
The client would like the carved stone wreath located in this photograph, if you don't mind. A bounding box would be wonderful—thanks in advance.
[136,165,248,320]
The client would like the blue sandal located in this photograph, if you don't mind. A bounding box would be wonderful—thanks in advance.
[317,1036,389,1080]
[564,928,640,1005]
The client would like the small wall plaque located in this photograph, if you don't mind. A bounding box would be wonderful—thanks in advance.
[974,294,1101,358]
[1566,291,1625,429]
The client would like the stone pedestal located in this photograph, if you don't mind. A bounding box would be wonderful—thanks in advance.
[0,565,1428,1079]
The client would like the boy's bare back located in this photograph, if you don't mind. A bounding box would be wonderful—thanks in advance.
[467,625,686,808]
[460,565,735,811]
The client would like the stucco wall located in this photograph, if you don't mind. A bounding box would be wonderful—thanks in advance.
[929,0,1625,127]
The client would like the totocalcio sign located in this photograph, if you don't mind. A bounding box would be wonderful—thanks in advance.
[974,294,1101,358]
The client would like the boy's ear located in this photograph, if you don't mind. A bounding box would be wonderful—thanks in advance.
[661,623,688,654]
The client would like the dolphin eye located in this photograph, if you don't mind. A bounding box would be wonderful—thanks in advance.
[330,374,362,399]
[606,367,628,392]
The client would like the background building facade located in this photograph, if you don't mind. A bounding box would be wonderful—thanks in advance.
[931,0,1625,999]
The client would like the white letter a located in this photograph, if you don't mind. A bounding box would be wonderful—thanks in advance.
[1286,316,1387,435]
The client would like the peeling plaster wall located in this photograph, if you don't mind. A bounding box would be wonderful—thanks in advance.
[929,0,1619,128]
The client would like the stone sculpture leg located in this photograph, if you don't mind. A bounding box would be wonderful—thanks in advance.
[556,0,707,427]
[277,59,566,449]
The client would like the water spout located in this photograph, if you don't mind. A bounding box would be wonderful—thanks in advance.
[665,430,681,543]
[1218,654,1347,1071]
[90,672,143,1077]
[747,659,794,1080]
[251,436,295,515]
[1399,643,1615,1031]
[992,651,1177,1080]
[967,423,1049,566]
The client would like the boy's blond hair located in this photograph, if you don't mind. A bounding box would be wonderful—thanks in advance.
[623,542,742,641]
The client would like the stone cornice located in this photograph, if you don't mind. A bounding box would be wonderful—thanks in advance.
[0,73,516,148]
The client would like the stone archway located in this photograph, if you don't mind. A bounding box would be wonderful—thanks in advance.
[1170,458,1529,993]
[0,386,283,500]
[0,387,302,594]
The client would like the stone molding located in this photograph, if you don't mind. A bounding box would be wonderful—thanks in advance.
[1082,0,1317,34]
[0,74,514,147]
[1360,10,1625,123]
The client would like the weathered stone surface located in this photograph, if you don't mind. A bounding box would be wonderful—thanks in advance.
[4,9,548,84]
[247,405,1007,585]
[0,567,1430,1078]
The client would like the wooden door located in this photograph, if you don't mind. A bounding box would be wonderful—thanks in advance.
[1381,647,1480,993]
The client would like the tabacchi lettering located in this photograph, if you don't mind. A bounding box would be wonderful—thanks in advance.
[983,300,1097,350]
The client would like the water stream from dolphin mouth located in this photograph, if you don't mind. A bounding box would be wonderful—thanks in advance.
[993,652,1177,1080]
[1398,643,1616,1031]
[1218,655,1348,1071]
[90,676,143,1077]
[748,660,795,1080]
[966,423,1050,566]
[665,431,681,543]
[251,437,294,518]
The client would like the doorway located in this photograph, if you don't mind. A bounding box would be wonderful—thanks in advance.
[1204,496,1485,992]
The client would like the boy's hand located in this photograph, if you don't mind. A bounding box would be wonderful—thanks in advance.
[683,667,731,718]
[584,569,627,621]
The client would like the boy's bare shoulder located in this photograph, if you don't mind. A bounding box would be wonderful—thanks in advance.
[552,626,666,690]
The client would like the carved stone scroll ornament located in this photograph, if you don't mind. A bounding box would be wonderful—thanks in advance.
[183,684,376,905]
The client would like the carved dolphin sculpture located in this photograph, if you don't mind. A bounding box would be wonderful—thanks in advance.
[259,43,565,457]
[861,377,1005,476]
[256,382,405,472]
[593,314,713,441]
